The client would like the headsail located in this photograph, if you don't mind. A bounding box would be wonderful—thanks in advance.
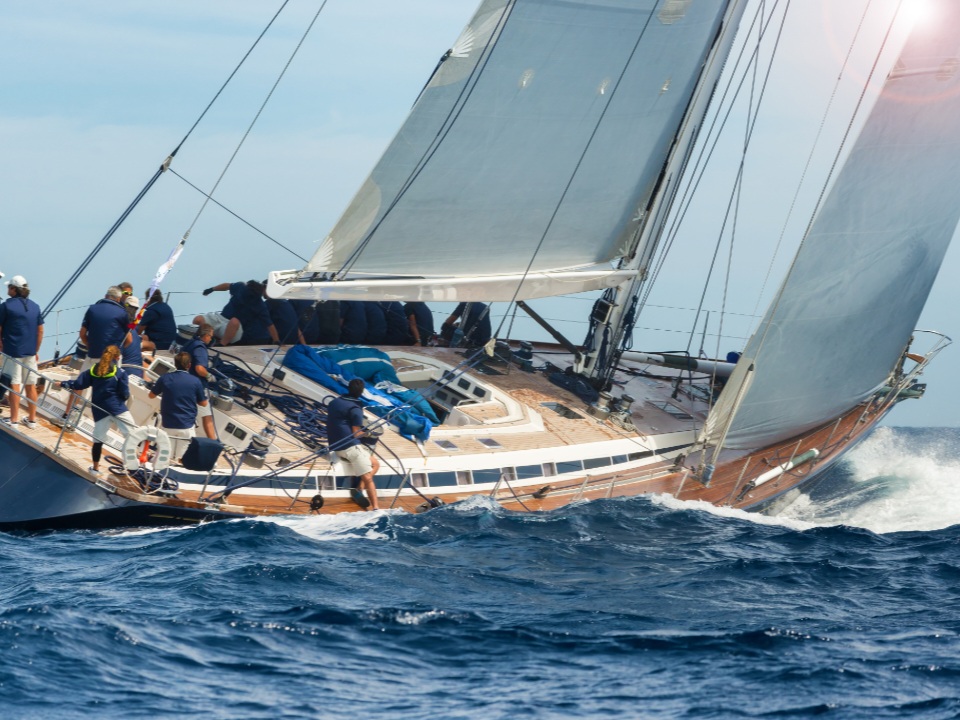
[272,0,744,302]
[705,0,960,449]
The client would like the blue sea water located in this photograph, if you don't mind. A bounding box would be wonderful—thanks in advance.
[1,426,959,719]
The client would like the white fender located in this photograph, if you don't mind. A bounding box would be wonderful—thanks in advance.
[122,425,173,473]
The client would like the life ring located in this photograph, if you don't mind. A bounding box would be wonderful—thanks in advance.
[122,425,173,473]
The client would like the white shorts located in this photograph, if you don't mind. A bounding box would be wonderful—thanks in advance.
[338,444,373,476]
[1,355,39,386]
[200,312,242,344]
[163,426,196,459]
[93,411,136,444]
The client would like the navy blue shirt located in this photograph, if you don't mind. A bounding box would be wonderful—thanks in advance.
[266,298,300,344]
[454,302,492,346]
[291,300,321,344]
[339,301,367,344]
[223,282,272,344]
[315,301,341,344]
[381,302,410,345]
[66,365,130,421]
[121,330,144,378]
[137,301,177,350]
[326,396,364,450]
[404,302,433,344]
[152,370,206,430]
[363,302,387,345]
[82,299,129,357]
[0,296,44,357]
[181,337,210,382]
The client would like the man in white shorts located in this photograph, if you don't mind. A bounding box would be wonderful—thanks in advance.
[0,275,44,429]
[326,378,380,510]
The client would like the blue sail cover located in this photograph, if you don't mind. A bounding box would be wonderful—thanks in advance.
[282,345,437,442]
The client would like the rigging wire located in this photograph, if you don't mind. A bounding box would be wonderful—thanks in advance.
[167,168,308,263]
[176,0,331,247]
[41,0,294,319]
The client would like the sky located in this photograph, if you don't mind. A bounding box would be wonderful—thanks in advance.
[0,0,956,427]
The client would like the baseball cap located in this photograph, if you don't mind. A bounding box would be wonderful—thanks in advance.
[6,275,28,289]
[125,295,141,308]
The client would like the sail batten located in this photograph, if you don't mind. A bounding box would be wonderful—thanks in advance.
[305,0,737,290]
[707,0,960,449]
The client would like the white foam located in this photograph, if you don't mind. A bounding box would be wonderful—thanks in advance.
[255,510,393,541]
[650,493,819,532]
[776,427,960,533]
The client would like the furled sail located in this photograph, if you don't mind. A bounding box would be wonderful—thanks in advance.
[273,0,744,302]
[706,0,960,450]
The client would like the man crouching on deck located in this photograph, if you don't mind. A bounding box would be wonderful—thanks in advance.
[326,378,380,511]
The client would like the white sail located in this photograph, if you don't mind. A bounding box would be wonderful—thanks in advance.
[275,0,744,302]
[708,0,960,449]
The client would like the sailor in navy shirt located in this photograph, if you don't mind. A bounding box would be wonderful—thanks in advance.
[0,275,44,426]
[181,323,214,384]
[404,301,434,346]
[137,289,178,354]
[80,286,131,370]
[442,302,492,347]
[194,280,279,346]
[149,351,216,459]
[326,378,380,510]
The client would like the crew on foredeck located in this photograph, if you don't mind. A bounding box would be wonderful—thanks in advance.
[149,351,216,460]
[57,345,135,475]
[195,280,279,346]
[80,286,132,372]
[138,289,177,355]
[121,295,144,378]
[0,275,44,429]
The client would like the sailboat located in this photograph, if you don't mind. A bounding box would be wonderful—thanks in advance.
[0,0,957,530]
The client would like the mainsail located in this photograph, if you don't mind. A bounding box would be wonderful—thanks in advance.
[705,0,960,449]
[272,0,746,302]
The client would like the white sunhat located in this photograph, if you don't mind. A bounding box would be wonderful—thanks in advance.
[5,275,28,289]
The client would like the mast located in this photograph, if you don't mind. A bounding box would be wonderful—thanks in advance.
[581,0,748,387]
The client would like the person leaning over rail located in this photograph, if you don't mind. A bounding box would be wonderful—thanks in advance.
[326,378,380,511]
[193,280,279,347]
[149,351,216,461]
[0,275,44,429]
[56,345,135,476]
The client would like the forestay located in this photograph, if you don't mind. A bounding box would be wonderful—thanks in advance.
[274,0,741,302]
[708,0,960,449]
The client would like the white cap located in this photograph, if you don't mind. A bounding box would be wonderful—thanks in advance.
[125,295,140,309]
[6,275,27,289]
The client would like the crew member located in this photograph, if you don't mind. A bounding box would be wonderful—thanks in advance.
[138,289,177,354]
[0,275,44,429]
[442,302,492,347]
[404,301,434,347]
[194,280,279,346]
[182,323,215,384]
[80,286,132,371]
[326,378,380,511]
[149,352,216,460]
[57,345,135,475]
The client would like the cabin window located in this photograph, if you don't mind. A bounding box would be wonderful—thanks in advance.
[434,440,459,452]
[584,457,612,470]
[612,455,628,465]
[478,438,503,449]
[429,472,458,487]
[556,460,584,474]
[628,450,653,461]
[516,464,543,480]
[457,379,471,391]
[471,468,502,485]
[374,474,404,490]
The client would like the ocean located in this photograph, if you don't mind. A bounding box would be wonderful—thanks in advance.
[1,425,958,719]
